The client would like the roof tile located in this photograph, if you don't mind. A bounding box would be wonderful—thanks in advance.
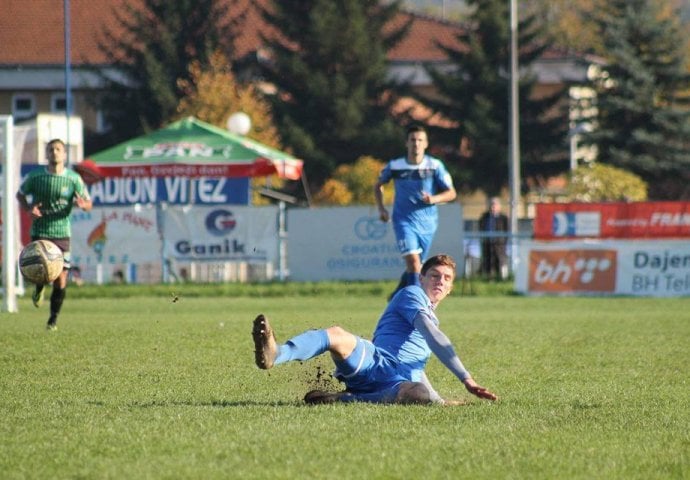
[0,0,464,66]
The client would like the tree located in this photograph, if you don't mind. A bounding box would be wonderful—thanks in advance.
[523,0,603,54]
[96,0,244,146]
[176,51,282,149]
[176,51,287,205]
[583,0,690,199]
[313,156,394,205]
[525,0,690,56]
[416,0,569,196]
[258,0,411,187]
[568,163,647,201]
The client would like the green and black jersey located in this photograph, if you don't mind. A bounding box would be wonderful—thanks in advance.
[19,167,90,239]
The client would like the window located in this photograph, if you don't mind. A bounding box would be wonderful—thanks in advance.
[96,109,111,133]
[12,93,36,119]
[51,93,67,113]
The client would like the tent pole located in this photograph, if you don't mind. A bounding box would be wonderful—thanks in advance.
[300,170,312,207]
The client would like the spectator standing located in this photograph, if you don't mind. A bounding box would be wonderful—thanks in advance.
[478,197,508,280]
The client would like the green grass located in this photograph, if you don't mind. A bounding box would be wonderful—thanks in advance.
[1,288,688,479]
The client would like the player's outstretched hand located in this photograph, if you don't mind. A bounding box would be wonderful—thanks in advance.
[463,378,498,401]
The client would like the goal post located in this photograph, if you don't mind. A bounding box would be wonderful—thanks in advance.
[1,115,19,313]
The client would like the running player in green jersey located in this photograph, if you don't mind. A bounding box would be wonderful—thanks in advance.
[16,139,93,330]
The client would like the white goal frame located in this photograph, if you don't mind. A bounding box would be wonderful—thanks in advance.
[1,115,19,313]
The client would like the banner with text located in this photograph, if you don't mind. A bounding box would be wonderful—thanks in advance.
[534,202,690,240]
[87,176,250,206]
[160,205,278,263]
[287,204,463,281]
[515,239,690,297]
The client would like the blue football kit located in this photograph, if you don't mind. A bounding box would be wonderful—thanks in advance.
[270,284,470,403]
[377,155,454,259]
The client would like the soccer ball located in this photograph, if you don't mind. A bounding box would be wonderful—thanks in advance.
[18,240,64,285]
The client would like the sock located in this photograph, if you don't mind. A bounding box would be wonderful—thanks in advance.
[405,271,421,287]
[274,329,330,366]
[388,271,408,300]
[50,287,66,319]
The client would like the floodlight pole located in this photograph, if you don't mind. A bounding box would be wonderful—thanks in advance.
[508,0,521,275]
[64,0,72,162]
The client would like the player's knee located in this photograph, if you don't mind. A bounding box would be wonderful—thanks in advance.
[325,325,348,338]
[325,326,358,359]
[325,326,355,347]
[395,381,432,404]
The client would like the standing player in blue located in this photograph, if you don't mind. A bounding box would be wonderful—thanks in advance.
[252,254,497,405]
[374,125,457,299]
[16,139,93,330]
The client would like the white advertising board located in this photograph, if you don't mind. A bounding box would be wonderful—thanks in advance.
[161,205,278,263]
[515,239,690,297]
[71,204,161,268]
[287,204,463,281]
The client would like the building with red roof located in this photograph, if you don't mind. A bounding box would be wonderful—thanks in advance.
[0,0,596,151]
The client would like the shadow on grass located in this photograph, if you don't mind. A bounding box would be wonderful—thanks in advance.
[114,399,315,408]
[102,399,492,409]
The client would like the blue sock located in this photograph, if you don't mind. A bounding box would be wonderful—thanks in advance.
[274,329,330,365]
[405,271,420,287]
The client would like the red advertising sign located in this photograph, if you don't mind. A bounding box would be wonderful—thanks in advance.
[528,249,618,293]
[534,202,690,240]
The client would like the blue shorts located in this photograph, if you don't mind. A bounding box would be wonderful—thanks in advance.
[393,223,433,260]
[333,338,406,403]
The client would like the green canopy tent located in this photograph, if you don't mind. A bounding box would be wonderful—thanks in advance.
[73,117,304,282]
[80,116,303,182]
[76,117,305,206]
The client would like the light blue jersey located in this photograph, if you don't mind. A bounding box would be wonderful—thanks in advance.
[378,155,454,234]
[372,285,436,382]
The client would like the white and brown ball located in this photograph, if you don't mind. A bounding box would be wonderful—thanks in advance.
[19,240,64,285]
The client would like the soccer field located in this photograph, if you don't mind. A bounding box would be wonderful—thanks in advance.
[1,292,688,479]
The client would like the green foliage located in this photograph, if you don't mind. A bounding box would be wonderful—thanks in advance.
[258,0,410,186]
[176,52,282,150]
[583,0,690,199]
[313,178,353,205]
[568,163,648,201]
[1,295,688,478]
[524,0,605,54]
[175,51,286,205]
[314,156,394,205]
[96,0,243,145]
[416,0,569,196]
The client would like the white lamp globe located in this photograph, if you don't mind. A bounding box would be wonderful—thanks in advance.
[227,112,252,135]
